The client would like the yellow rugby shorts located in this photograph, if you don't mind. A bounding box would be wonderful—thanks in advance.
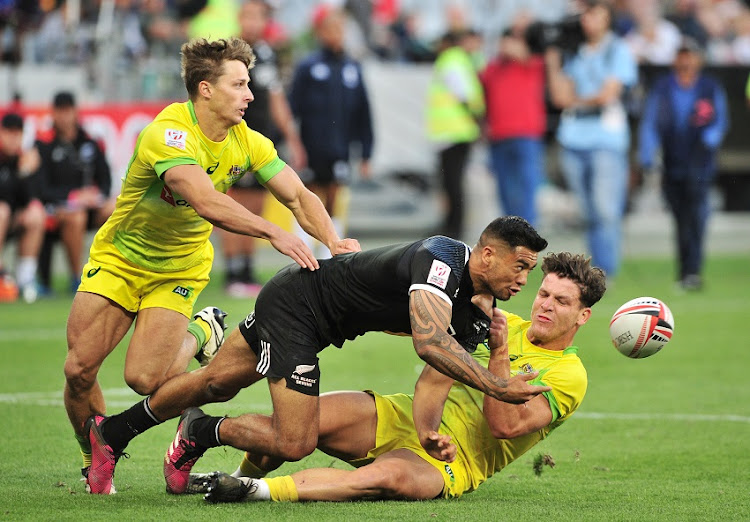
[347,391,471,499]
[77,241,211,318]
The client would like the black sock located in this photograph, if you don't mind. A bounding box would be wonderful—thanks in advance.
[102,398,161,453]
[191,415,225,449]
[242,256,255,284]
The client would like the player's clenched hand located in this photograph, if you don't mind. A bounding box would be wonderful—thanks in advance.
[488,308,508,353]
[269,229,320,270]
[502,372,551,404]
[329,238,361,256]
[421,430,456,463]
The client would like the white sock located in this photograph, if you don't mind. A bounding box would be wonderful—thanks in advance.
[292,221,316,251]
[16,257,37,288]
[332,217,344,238]
[240,477,271,500]
[316,242,332,260]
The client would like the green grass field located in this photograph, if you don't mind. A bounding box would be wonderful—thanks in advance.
[2,254,749,521]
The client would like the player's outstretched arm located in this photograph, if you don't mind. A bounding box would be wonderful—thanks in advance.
[409,289,550,404]
[264,166,361,256]
[164,164,319,270]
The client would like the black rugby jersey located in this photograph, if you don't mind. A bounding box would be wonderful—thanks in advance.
[295,236,491,351]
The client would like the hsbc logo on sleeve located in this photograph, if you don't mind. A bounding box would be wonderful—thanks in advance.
[427,260,451,289]
[165,129,187,150]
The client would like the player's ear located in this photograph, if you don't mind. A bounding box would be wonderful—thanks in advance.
[576,307,591,327]
[198,80,213,100]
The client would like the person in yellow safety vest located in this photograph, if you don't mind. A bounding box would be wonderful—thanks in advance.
[427,29,485,240]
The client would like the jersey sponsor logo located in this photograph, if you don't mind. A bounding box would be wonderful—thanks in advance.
[161,185,176,206]
[160,184,191,207]
[86,266,101,278]
[206,162,219,175]
[294,364,316,375]
[165,129,187,150]
[444,464,455,483]
[427,260,451,289]
[172,285,193,299]
[291,363,317,388]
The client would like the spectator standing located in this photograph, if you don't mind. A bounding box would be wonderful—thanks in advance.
[36,91,115,293]
[0,113,45,303]
[638,38,729,291]
[545,0,637,278]
[220,0,307,298]
[426,29,485,240]
[288,5,374,258]
[480,24,547,227]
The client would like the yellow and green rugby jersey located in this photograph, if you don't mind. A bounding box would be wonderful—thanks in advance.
[92,101,285,272]
[440,311,587,493]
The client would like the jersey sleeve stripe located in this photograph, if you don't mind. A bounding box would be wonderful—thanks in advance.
[256,156,286,183]
[409,284,452,306]
[154,157,198,178]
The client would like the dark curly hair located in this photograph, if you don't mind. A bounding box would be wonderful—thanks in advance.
[541,252,606,308]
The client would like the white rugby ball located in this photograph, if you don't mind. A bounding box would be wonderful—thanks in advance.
[609,297,675,358]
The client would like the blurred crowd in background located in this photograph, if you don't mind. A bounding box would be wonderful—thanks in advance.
[4,0,750,68]
[0,0,746,303]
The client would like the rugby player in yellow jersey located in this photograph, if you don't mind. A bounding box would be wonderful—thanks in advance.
[63,37,360,494]
[196,251,605,502]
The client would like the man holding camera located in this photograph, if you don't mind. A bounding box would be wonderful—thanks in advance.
[545,0,637,279]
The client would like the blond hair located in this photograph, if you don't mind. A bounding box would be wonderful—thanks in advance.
[180,37,256,100]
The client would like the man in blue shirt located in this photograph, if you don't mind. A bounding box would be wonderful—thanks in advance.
[288,6,374,258]
[546,0,637,278]
[638,38,728,291]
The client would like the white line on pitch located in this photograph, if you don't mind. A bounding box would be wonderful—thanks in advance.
[0,389,747,423]
[574,411,750,423]
[1,329,67,341]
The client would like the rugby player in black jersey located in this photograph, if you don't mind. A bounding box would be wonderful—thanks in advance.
[89,216,550,495]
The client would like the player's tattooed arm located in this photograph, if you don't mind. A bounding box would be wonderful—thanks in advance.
[410,289,508,394]
[409,290,550,404]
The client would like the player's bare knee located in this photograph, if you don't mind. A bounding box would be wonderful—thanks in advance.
[63,355,97,392]
[365,461,411,497]
[277,435,317,462]
[204,365,249,402]
[124,371,161,396]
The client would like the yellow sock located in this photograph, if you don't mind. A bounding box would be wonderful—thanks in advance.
[187,318,211,351]
[75,433,92,468]
[239,452,267,478]
[266,476,299,502]
[81,450,92,469]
